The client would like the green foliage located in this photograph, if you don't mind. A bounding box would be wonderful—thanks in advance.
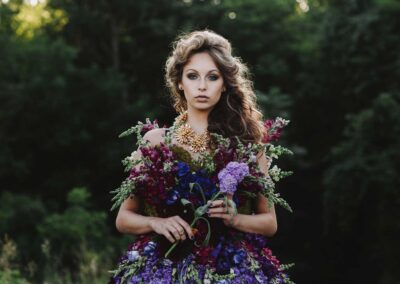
[257,87,293,119]
[0,187,126,283]
[0,33,127,203]
[31,186,122,283]
[323,92,400,282]
[0,191,47,274]
[0,236,30,284]
[38,187,109,267]
[67,187,92,208]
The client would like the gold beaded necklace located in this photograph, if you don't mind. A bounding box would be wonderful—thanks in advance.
[172,111,211,153]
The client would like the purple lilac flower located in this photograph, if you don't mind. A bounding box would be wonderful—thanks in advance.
[225,162,249,182]
[218,162,249,194]
[218,173,238,194]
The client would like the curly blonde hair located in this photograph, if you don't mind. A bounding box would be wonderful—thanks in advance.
[165,29,265,145]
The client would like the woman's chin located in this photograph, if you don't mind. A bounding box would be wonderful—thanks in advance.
[190,103,217,111]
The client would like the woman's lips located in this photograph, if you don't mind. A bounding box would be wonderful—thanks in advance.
[195,96,209,102]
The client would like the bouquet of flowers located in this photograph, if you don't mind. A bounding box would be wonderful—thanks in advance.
[111,115,292,250]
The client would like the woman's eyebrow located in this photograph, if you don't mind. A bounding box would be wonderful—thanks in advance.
[185,68,220,73]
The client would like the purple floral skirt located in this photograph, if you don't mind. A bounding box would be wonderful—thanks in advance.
[108,233,293,284]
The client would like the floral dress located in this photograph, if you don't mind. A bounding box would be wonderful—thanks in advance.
[109,120,294,284]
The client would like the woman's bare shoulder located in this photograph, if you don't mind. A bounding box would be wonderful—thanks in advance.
[142,127,168,146]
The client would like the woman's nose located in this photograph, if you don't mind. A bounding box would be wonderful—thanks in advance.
[198,78,207,91]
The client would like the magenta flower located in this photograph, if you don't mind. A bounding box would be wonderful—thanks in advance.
[262,117,289,143]
[140,118,167,135]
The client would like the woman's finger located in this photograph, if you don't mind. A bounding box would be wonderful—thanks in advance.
[208,206,230,214]
[209,200,224,207]
[168,224,183,241]
[174,216,194,239]
[163,229,176,243]
[208,212,230,220]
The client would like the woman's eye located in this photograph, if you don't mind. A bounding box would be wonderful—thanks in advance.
[209,75,219,81]
[187,73,197,80]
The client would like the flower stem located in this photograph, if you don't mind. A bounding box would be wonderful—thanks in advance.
[164,191,223,258]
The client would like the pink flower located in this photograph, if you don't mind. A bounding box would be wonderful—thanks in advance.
[262,117,289,143]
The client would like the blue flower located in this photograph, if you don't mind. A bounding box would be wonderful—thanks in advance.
[211,241,223,258]
[143,241,157,256]
[166,189,180,205]
[127,250,139,262]
[233,249,246,264]
[216,258,230,273]
[233,194,240,207]
[204,184,218,199]
[177,162,190,177]
[225,244,235,255]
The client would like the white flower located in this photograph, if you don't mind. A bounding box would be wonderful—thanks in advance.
[128,151,137,162]
[163,161,173,172]
[269,165,281,182]
[275,117,290,128]
[249,153,257,163]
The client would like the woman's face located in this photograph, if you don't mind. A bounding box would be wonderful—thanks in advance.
[179,52,225,112]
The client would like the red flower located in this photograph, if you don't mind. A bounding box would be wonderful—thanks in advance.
[194,246,215,265]
[243,240,255,253]
[262,247,281,269]
[128,235,151,251]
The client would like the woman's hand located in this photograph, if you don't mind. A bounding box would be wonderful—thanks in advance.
[207,195,238,227]
[149,216,194,243]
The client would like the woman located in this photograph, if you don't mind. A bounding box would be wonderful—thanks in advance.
[110,30,292,283]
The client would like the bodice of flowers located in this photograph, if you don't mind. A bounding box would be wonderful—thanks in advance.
[111,116,292,256]
[109,116,295,284]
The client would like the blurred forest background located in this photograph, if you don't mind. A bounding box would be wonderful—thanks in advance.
[1,0,399,283]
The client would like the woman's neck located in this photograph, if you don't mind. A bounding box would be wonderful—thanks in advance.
[186,107,209,134]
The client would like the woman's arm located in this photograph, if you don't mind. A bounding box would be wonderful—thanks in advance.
[115,128,194,242]
[116,194,194,242]
[208,151,278,237]
[229,194,277,237]
[115,194,155,235]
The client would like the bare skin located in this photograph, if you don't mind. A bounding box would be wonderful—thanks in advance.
[115,52,277,242]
